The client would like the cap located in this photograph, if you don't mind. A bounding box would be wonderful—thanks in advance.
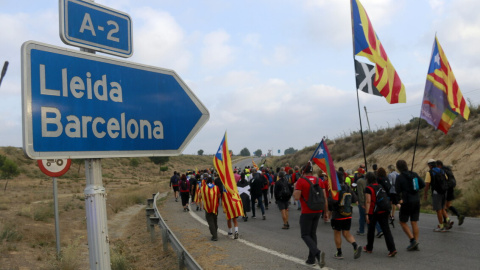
[427,159,436,164]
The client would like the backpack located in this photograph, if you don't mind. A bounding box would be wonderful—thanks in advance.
[430,168,448,193]
[338,190,353,216]
[443,167,457,189]
[369,185,391,213]
[301,177,325,211]
[285,174,292,185]
[180,180,188,191]
[278,178,292,200]
[171,176,179,185]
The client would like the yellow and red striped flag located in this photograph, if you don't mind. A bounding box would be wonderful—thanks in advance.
[213,132,243,219]
[351,0,406,104]
[252,158,259,170]
[201,182,219,215]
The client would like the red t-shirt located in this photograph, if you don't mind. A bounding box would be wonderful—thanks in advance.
[364,183,386,215]
[296,175,325,214]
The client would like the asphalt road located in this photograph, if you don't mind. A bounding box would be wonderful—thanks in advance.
[161,158,480,269]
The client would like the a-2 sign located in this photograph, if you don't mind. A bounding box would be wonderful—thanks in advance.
[59,0,133,57]
[38,159,72,177]
[22,41,209,159]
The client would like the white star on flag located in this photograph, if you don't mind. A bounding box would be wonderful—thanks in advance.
[434,53,440,66]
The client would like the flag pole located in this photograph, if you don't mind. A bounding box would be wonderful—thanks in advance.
[350,0,368,172]
[410,117,421,172]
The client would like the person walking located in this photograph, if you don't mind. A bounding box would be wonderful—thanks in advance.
[249,168,266,220]
[274,171,293,229]
[363,172,397,257]
[395,159,425,251]
[387,164,400,225]
[355,168,367,236]
[201,176,220,241]
[329,178,362,260]
[293,161,327,268]
[437,160,465,226]
[179,174,191,212]
[237,172,251,221]
[423,159,452,231]
[170,171,180,202]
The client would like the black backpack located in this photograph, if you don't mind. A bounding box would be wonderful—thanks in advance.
[301,177,325,211]
[278,178,292,201]
[443,167,457,189]
[370,185,391,213]
[430,168,448,193]
[180,180,188,191]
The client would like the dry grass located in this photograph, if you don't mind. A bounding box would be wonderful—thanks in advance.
[0,149,214,269]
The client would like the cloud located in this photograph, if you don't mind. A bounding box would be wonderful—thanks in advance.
[201,30,234,69]
[131,7,191,73]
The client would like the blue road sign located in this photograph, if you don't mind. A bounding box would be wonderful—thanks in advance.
[60,0,133,57]
[22,41,209,159]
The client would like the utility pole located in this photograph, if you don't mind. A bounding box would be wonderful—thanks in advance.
[364,106,371,132]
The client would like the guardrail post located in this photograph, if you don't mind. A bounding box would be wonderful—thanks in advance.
[146,207,155,232]
[149,217,160,242]
[161,228,168,252]
[177,251,185,270]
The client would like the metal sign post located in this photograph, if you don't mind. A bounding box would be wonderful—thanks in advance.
[84,159,110,269]
[37,159,71,258]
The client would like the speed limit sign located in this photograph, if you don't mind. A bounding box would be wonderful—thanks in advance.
[37,159,72,177]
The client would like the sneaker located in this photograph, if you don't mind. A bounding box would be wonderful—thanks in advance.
[186,207,190,212]
[211,237,218,241]
[262,215,266,220]
[305,260,316,266]
[175,198,178,202]
[252,216,256,219]
[282,224,289,230]
[376,231,384,238]
[447,221,454,230]
[363,246,372,253]
[234,231,239,239]
[407,240,419,251]
[316,251,326,268]
[433,225,446,232]
[196,206,199,211]
[333,252,344,260]
[458,215,465,226]
[356,231,365,236]
[354,246,362,259]
[228,232,233,236]
[388,250,397,257]
[389,216,395,228]
[183,208,187,212]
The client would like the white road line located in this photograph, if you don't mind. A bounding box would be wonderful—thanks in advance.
[189,209,335,270]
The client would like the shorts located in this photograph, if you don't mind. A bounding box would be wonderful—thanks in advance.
[432,192,446,211]
[446,188,455,201]
[277,200,289,211]
[390,193,399,205]
[399,202,420,222]
[173,186,179,192]
[331,218,352,231]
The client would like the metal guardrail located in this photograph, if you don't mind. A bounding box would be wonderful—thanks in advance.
[146,192,202,270]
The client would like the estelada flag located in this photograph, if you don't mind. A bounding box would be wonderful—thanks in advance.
[252,158,259,170]
[213,132,243,219]
[420,36,470,134]
[351,0,406,104]
[310,139,341,199]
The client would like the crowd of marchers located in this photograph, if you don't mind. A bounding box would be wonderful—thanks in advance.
[168,158,463,269]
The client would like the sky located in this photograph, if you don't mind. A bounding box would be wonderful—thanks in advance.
[2,0,480,157]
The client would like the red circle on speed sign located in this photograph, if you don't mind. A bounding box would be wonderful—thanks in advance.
[37,159,72,177]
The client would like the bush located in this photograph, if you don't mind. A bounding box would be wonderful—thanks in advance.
[454,179,480,217]
[129,158,139,167]
[0,223,23,242]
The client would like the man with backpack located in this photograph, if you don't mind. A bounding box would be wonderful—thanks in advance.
[293,161,327,268]
[395,159,425,251]
[423,159,452,232]
[328,176,362,260]
[274,171,293,229]
[179,174,191,212]
[170,171,180,202]
[249,168,266,220]
[364,172,397,257]
[437,160,465,226]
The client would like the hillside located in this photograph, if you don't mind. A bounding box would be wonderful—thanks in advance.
[265,108,480,217]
